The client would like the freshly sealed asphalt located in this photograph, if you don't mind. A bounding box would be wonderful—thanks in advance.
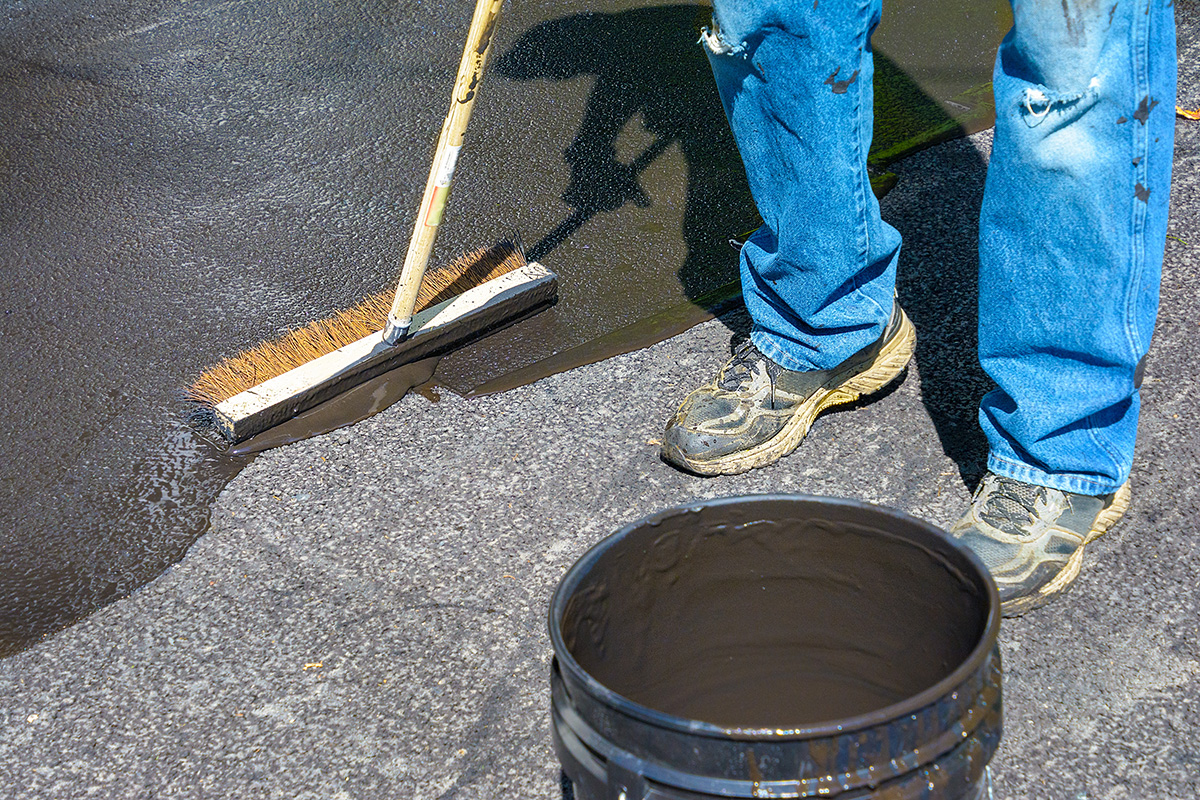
[0,0,1001,654]
[2,10,1198,800]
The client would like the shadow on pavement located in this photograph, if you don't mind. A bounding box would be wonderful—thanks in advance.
[0,0,997,657]
[494,4,750,302]
[496,4,994,488]
[891,142,993,488]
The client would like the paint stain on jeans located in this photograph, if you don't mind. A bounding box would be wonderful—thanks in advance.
[1133,95,1160,124]
[824,66,860,94]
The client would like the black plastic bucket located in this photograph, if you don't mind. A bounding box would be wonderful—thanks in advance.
[549,495,1001,800]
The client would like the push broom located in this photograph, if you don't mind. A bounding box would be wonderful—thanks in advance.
[187,0,556,442]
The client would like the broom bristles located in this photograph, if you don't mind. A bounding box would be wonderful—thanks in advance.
[187,242,526,408]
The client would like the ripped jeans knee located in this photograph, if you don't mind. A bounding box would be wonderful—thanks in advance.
[1019,76,1101,127]
[698,19,746,57]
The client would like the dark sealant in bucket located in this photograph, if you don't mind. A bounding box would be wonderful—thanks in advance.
[549,495,1001,800]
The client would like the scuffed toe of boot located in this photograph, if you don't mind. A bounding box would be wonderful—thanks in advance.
[658,306,915,477]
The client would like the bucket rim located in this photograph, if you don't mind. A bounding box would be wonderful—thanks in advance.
[548,492,1001,740]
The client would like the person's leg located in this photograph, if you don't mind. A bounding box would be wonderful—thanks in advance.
[704,0,900,370]
[955,0,1176,615]
[661,0,914,475]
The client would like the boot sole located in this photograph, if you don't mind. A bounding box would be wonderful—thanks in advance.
[675,309,917,476]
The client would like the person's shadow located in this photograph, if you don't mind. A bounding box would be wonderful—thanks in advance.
[496,4,992,488]
[494,4,751,302]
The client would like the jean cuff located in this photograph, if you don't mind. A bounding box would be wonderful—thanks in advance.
[987,452,1128,496]
[750,329,823,373]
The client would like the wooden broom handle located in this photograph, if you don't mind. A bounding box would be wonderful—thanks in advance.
[383,0,505,344]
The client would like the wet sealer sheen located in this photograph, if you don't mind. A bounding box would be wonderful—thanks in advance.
[549,495,1001,799]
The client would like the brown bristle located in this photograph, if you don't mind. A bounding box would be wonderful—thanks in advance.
[186,242,527,408]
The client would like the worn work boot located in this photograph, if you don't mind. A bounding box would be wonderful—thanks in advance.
[661,305,916,475]
[950,473,1132,617]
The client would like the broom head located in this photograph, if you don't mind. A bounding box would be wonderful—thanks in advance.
[187,241,526,408]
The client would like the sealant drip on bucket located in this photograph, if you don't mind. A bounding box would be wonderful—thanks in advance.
[548,495,1002,800]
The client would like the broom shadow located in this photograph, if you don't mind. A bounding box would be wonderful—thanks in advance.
[526,135,673,263]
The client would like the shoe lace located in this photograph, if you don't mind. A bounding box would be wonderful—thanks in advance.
[979,478,1048,537]
[718,340,778,403]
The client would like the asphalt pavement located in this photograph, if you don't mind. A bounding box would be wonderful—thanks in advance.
[0,0,1002,654]
[1,10,1198,800]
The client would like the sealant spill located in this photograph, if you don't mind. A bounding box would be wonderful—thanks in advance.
[0,358,440,656]
[229,357,440,456]
[561,502,987,729]
[0,423,250,657]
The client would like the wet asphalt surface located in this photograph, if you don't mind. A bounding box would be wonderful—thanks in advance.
[0,0,468,653]
[0,0,1004,655]
[2,2,1199,799]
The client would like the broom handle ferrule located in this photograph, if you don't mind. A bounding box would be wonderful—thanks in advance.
[384,0,504,345]
[381,316,410,346]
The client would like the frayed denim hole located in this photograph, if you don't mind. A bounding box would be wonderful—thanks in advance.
[1019,77,1101,127]
[699,23,747,57]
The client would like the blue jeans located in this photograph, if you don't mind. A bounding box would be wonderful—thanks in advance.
[705,0,1176,495]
